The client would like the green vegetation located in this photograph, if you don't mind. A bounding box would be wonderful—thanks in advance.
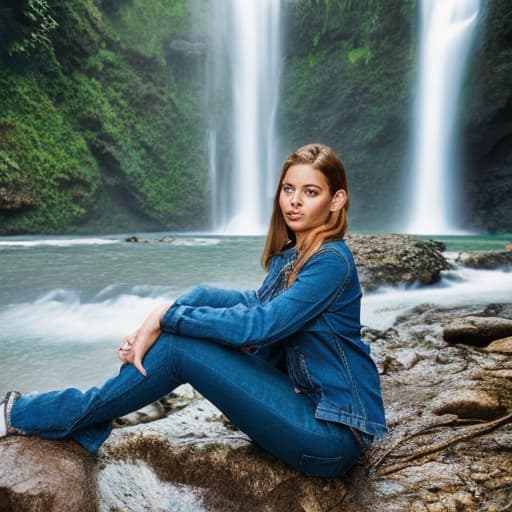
[0,0,510,234]
[281,0,417,230]
[281,0,512,233]
[0,0,207,234]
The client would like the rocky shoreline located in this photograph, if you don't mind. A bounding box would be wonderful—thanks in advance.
[1,235,511,512]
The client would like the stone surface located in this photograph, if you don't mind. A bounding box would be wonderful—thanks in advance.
[0,437,97,512]
[456,250,512,270]
[102,432,348,512]
[346,234,449,292]
[486,336,512,353]
[442,315,512,346]
[432,389,505,420]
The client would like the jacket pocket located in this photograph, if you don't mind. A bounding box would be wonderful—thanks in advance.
[287,347,316,391]
[299,453,346,477]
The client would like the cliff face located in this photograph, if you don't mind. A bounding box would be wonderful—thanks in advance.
[0,0,510,235]
[462,1,512,233]
[280,0,512,234]
[0,0,208,235]
[280,0,418,232]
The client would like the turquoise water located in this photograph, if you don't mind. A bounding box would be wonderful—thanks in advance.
[0,233,510,394]
[0,234,264,393]
[423,233,512,252]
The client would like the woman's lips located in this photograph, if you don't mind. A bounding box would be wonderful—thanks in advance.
[285,212,302,221]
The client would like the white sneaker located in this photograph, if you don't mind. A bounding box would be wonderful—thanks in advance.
[0,392,18,437]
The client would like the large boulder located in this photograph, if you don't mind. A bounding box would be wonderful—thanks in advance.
[102,433,348,512]
[99,394,349,512]
[346,234,449,291]
[0,437,97,512]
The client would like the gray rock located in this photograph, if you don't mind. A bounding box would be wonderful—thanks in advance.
[125,235,176,243]
[0,437,97,512]
[456,250,512,270]
[346,234,449,292]
[442,315,512,346]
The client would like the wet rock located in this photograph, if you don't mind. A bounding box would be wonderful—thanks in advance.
[432,389,505,420]
[112,401,166,427]
[0,437,97,512]
[102,421,348,512]
[346,234,449,291]
[456,250,512,270]
[442,315,512,346]
[485,336,512,353]
[125,235,176,243]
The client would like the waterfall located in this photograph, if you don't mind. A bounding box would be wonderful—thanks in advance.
[207,0,282,234]
[406,0,480,235]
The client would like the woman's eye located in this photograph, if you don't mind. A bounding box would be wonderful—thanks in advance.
[306,189,318,196]
[282,185,293,193]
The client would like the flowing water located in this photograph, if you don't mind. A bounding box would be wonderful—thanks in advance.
[206,0,282,234]
[1,233,511,394]
[407,0,481,234]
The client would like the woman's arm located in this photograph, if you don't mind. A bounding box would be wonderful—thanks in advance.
[160,249,353,348]
[175,285,259,309]
[119,286,259,375]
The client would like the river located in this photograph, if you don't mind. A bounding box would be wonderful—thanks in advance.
[0,233,510,394]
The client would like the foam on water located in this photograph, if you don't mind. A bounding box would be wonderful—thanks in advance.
[0,237,120,248]
[170,237,221,247]
[362,265,512,330]
[0,290,173,345]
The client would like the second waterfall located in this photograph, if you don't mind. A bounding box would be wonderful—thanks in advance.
[206,0,283,234]
[406,0,481,234]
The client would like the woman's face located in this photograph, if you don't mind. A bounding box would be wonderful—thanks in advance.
[279,163,345,244]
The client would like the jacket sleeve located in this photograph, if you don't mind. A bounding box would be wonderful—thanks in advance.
[160,249,352,348]
[175,285,259,309]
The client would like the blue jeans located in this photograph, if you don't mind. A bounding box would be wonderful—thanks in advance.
[10,334,362,477]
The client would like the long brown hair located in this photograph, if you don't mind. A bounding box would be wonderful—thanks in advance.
[261,143,349,286]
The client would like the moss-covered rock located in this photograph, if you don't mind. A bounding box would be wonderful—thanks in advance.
[0,0,208,234]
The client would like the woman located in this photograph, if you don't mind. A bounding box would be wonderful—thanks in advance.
[0,143,386,477]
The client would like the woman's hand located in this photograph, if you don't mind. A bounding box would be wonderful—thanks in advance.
[118,302,172,376]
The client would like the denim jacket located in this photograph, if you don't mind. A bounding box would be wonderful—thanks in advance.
[160,240,387,441]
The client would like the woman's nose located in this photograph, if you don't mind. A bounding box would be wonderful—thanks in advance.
[290,191,302,206]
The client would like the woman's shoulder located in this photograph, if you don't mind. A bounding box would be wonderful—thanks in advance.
[318,239,354,260]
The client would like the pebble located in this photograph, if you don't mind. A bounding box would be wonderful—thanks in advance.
[395,349,421,369]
